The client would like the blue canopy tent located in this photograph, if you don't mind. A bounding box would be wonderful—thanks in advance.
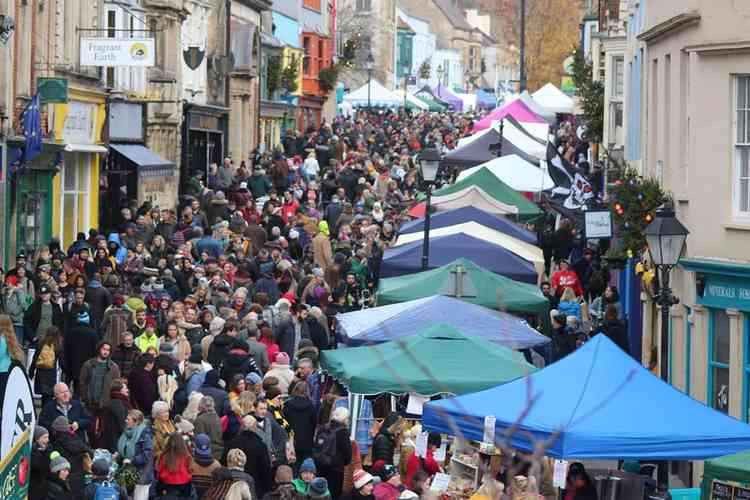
[423,335,750,460]
[337,295,550,349]
[398,207,537,245]
[476,89,497,110]
[380,233,538,283]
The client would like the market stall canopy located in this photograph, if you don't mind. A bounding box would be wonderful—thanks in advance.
[702,451,750,500]
[423,335,750,460]
[473,98,548,132]
[519,91,557,122]
[476,89,497,110]
[394,89,429,110]
[377,258,550,317]
[456,157,555,193]
[432,85,464,111]
[432,167,542,220]
[532,83,575,114]
[380,233,538,282]
[392,221,544,275]
[343,80,404,108]
[442,126,539,168]
[413,89,449,112]
[322,324,536,396]
[455,92,477,111]
[337,295,549,348]
[398,206,537,245]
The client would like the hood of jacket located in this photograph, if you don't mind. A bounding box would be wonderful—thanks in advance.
[107,233,122,247]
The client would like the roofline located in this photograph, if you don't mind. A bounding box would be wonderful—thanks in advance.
[637,11,700,43]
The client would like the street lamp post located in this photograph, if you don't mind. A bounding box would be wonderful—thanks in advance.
[366,51,374,111]
[418,147,441,270]
[643,203,689,491]
[436,65,444,97]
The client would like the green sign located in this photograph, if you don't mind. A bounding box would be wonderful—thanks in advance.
[37,78,68,103]
[0,360,34,500]
[699,275,750,312]
[0,429,31,500]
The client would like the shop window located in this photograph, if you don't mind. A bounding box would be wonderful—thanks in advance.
[61,153,91,249]
[708,309,730,414]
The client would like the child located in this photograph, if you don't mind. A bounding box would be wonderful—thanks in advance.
[46,452,72,500]
[293,458,317,495]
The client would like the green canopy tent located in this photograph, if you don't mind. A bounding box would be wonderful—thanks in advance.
[320,324,535,396]
[431,167,542,222]
[701,450,750,500]
[376,258,549,316]
[413,90,449,112]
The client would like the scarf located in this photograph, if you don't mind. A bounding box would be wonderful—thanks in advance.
[118,422,146,460]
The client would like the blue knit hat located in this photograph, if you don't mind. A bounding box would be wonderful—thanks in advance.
[300,457,316,474]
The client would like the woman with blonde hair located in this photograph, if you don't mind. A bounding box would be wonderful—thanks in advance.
[0,314,25,365]
[557,287,582,323]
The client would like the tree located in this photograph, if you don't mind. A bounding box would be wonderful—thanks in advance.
[281,54,300,94]
[266,55,282,97]
[419,60,431,80]
[485,0,581,91]
[570,46,604,143]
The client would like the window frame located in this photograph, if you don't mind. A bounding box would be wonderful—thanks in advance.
[612,56,624,100]
[733,75,750,218]
[60,153,91,249]
[708,309,731,414]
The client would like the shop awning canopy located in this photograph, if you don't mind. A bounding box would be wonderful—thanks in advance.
[432,167,542,220]
[532,83,575,114]
[398,206,537,245]
[377,258,550,317]
[110,143,175,168]
[380,233,538,283]
[64,143,109,154]
[423,335,750,460]
[337,295,549,349]
[456,157,555,193]
[343,80,404,108]
[392,221,544,275]
[323,324,536,396]
[473,97,548,132]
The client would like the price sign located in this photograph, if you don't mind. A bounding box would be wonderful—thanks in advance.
[711,480,734,500]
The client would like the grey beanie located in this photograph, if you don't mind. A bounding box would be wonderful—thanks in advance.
[34,425,49,442]
[51,416,70,433]
[49,451,71,473]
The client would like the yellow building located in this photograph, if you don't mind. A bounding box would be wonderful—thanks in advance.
[50,88,107,248]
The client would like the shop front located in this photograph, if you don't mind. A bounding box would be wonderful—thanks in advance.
[259,100,290,152]
[181,103,229,191]
[51,90,107,249]
[673,259,750,424]
[298,94,324,133]
[102,100,176,230]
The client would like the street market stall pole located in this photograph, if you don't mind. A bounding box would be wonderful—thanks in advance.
[418,147,441,270]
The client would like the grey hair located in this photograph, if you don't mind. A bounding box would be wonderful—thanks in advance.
[151,400,170,419]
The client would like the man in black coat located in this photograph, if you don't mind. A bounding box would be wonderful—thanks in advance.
[223,415,272,498]
[207,320,240,370]
[39,382,91,441]
[64,310,98,391]
[23,284,64,342]
[84,274,112,332]
[200,369,230,416]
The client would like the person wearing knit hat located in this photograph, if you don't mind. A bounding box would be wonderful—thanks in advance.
[46,451,72,499]
[51,415,71,434]
[34,424,49,445]
[49,451,71,475]
[30,425,51,500]
[309,477,331,500]
[352,469,376,496]
[292,457,318,495]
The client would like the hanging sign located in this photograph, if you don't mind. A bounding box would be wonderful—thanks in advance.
[584,210,613,239]
[80,38,155,66]
[0,360,34,500]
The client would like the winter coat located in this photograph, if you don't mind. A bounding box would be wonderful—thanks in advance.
[24,300,64,338]
[224,430,272,497]
[84,281,111,332]
[63,324,98,382]
[371,413,401,465]
[101,306,132,349]
[78,358,121,410]
[207,333,234,369]
[128,367,158,413]
[275,313,296,359]
[39,399,91,441]
[194,409,224,461]
[51,431,92,496]
[221,345,259,388]
[44,475,73,500]
[29,343,63,397]
[111,343,140,379]
[557,300,582,322]
[597,319,629,354]
[283,395,317,460]
[200,380,230,417]
[264,364,295,395]
[30,446,51,500]
[99,393,131,452]
[312,233,333,270]
[247,339,270,373]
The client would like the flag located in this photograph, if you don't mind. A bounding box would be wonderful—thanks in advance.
[563,172,595,210]
[21,94,42,163]
[546,141,574,190]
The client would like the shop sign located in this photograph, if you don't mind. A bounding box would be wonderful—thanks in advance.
[138,167,177,211]
[62,101,96,144]
[699,275,750,312]
[584,210,612,239]
[0,361,34,500]
[80,38,155,67]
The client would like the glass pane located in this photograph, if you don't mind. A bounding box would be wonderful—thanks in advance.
[741,178,748,212]
[739,77,747,110]
[63,193,76,248]
[63,156,76,191]
[746,111,750,143]
[712,310,731,364]
[712,366,730,414]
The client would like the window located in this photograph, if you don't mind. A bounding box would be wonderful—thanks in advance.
[303,36,311,75]
[303,0,321,11]
[106,10,117,87]
[356,0,372,11]
[612,56,624,99]
[735,75,750,213]
[709,309,731,414]
[60,154,91,249]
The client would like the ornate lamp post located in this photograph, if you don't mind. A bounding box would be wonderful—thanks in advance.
[418,147,441,270]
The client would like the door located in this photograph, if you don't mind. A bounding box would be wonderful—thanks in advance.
[16,171,53,254]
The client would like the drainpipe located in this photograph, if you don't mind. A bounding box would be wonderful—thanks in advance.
[256,19,261,150]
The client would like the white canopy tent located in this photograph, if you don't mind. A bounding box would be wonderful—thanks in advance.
[457,157,555,192]
[392,221,544,275]
[431,185,520,215]
[455,92,477,112]
[393,89,429,110]
[532,83,575,114]
[343,80,404,108]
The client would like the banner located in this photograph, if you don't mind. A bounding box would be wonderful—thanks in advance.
[80,38,155,66]
[0,360,34,500]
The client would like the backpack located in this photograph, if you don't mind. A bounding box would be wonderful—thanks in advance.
[94,481,120,500]
[312,424,337,467]
[36,344,56,369]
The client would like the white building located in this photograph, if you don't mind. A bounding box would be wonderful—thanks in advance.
[396,8,436,88]
[101,0,148,93]
[181,0,211,104]
[432,48,463,91]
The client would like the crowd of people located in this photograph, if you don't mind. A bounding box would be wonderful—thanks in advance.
[0,107,609,500]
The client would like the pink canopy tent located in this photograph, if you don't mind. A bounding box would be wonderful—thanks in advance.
[472,98,548,132]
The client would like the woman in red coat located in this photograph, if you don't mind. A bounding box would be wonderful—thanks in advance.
[155,432,194,499]
[405,432,442,489]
